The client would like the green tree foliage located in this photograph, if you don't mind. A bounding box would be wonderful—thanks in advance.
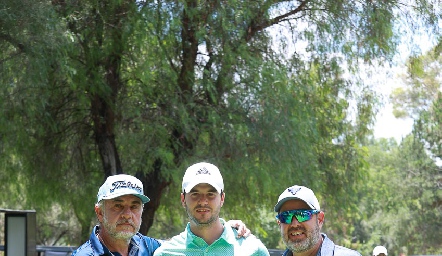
[1,0,441,249]
[388,44,442,254]
[390,43,442,158]
[359,137,442,255]
[391,47,442,119]
[0,0,104,242]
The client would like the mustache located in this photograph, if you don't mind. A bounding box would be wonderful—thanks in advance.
[194,206,212,212]
[287,227,306,233]
[117,219,135,226]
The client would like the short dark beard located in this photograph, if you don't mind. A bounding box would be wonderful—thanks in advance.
[185,204,219,228]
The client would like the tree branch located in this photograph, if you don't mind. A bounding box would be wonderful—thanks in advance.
[246,0,311,41]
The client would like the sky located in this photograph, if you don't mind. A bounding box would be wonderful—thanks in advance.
[373,103,414,141]
[371,30,436,142]
[370,62,414,142]
[267,10,437,143]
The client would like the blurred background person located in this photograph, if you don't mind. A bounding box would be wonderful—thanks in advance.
[372,245,388,256]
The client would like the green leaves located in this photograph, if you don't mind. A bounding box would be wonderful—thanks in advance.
[1,0,441,252]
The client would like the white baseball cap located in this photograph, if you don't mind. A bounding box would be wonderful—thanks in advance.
[274,185,320,212]
[373,246,388,256]
[97,174,150,204]
[182,162,224,194]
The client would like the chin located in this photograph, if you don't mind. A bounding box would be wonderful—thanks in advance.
[115,231,136,240]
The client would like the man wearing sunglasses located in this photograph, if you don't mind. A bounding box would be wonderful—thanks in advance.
[154,162,270,255]
[275,185,362,256]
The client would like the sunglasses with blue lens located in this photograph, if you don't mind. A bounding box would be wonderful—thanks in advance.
[276,209,320,224]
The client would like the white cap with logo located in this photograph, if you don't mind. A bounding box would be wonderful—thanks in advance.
[97,174,150,204]
[274,185,320,212]
[373,246,388,256]
[182,162,224,194]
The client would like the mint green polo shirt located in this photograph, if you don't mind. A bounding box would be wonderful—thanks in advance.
[153,219,270,256]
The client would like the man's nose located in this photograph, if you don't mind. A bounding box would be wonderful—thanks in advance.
[290,216,301,225]
[198,195,209,205]
[121,206,132,218]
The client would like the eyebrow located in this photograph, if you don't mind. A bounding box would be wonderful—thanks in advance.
[189,188,218,193]
[111,198,142,205]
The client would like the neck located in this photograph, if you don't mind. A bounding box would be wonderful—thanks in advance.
[190,219,224,245]
[98,229,130,256]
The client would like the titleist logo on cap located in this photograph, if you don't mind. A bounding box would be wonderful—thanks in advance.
[110,180,143,193]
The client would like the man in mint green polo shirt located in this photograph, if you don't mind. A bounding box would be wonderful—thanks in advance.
[153,162,270,256]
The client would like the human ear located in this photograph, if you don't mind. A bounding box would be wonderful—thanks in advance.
[180,193,186,207]
[95,205,104,223]
[317,211,325,226]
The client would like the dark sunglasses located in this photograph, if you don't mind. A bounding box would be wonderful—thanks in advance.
[276,209,320,224]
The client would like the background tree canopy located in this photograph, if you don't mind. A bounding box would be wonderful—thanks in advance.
[0,0,441,254]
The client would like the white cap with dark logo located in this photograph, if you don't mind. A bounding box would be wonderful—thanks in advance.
[97,174,150,204]
[274,185,320,212]
[182,162,224,194]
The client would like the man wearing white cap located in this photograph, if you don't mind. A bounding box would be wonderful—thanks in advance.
[153,162,270,255]
[373,245,388,256]
[275,185,362,256]
[72,174,161,256]
[72,173,252,256]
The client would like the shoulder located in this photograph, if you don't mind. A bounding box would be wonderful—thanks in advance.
[153,232,187,255]
[160,232,186,246]
[237,234,266,244]
[133,233,162,251]
[223,227,269,256]
[71,227,101,256]
[321,234,361,256]
[333,245,362,256]
[238,235,270,255]
[71,240,95,256]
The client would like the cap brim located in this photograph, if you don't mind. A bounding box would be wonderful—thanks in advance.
[183,181,222,194]
[99,190,150,204]
[274,196,316,212]
[135,194,150,204]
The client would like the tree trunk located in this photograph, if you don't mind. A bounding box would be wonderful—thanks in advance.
[137,159,171,235]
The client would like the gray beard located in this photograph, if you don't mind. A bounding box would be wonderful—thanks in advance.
[102,214,140,242]
[283,221,322,253]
